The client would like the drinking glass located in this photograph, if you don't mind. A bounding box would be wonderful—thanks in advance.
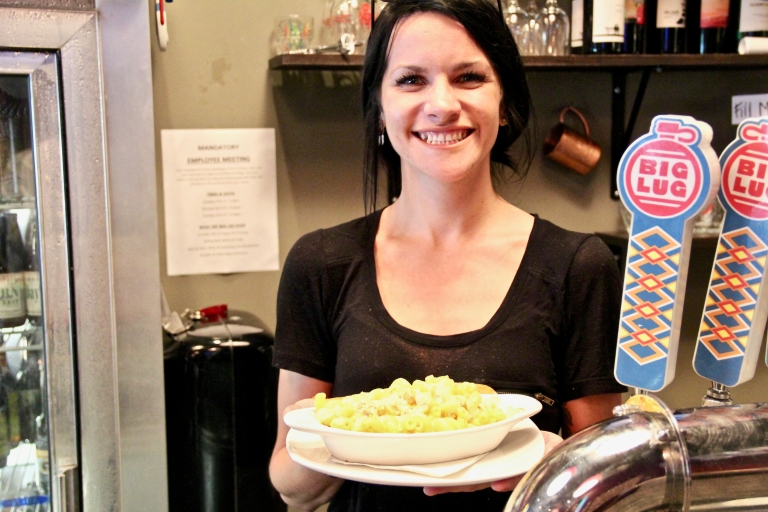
[504,0,534,54]
[320,0,373,54]
[271,14,314,55]
[535,0,570,55]
[522,0,542,55]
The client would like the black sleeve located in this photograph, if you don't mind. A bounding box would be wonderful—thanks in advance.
[272,231,336,383]
[556,236,627,403]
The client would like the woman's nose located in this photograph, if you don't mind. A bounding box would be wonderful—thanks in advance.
[423,80,460,123]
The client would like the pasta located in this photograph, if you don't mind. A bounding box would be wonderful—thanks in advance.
[313,375,516,433]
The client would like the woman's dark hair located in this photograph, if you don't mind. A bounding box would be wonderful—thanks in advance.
[362,0,533,212]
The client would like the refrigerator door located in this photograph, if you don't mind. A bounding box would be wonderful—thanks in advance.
[0,52,77,512]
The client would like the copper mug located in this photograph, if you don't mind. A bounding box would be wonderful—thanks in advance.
[543,107,601,175]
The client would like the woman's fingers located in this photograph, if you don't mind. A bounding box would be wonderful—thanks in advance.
[282,397,316,416]
[540,431,563,454]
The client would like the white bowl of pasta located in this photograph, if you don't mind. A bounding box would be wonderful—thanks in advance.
[284,391,542,466]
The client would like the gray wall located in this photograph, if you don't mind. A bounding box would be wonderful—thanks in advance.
[150,0,768,414]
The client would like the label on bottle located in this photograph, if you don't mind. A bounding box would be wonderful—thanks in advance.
[0,273,25,320]
[572,0,584,47]
[594,0,627,42]
[657,0,687,27]
[740,0,768,32]
[701,0,729,27]
[23,271,42,318]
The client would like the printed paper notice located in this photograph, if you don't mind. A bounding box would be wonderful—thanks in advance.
[161,128,279,276]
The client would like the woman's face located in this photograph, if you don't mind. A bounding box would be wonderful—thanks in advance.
[380,12,503,188]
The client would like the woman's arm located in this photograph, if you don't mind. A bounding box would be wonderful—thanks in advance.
[561,392,623,438]
[269,369,343,511]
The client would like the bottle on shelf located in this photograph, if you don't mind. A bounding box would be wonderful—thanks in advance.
[687,0,702,52]
[0,352,20,449]
[700,0,733,52]
[644,0,661,52]
[624,0,646,53]
[0,212,27,329]
[738,0,768,39]
[35,411,49,493]
[585,0,626,53]
[571,0,585,53]
[24,211,41,326]
[657,0,688,52]
[0,370,8,468]
[17,348,41,443]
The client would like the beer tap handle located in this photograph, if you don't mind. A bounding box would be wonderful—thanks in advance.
[615,115,720,392]
[693,116,768,388]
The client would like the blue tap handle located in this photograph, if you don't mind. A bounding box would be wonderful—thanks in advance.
[616,115,720,392]
[694,117,768,386]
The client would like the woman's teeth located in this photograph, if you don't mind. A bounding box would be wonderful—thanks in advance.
[417,130,469,145]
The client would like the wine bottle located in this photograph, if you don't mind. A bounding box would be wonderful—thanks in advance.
[0,378,8,467]
[23,212,41,326]
[17,350,41,443]
[700,0,731,52]
[0,213,26,329]
[0,353,20,449]
[35,411,49,493]
[644,0,661,51]
[658,0,687,52]
[738,0,768,37]
[625,0,646,52]
[585,0,626,53]
[686,0,702,52]
[571,0,585,53]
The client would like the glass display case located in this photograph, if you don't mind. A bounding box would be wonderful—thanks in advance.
[0,70,51,512]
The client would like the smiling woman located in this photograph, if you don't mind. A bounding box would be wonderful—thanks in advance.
[268,1,626,512]
[363,0,533,208]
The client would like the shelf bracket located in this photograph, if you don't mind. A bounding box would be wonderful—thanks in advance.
[610,68,652,200]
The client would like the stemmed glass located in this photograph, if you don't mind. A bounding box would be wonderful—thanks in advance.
[535,0,570,56]
[504,0,534,55]
[522,0,543,55]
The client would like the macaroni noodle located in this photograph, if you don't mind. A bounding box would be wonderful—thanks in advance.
[313,375,514,433]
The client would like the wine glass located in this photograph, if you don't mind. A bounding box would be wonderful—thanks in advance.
[535,0,570,56]
[522,0,542,55]
[504,0,533,54]
[320,0,374,53]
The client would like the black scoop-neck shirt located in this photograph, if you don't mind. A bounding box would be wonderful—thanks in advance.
[273,210,625,512]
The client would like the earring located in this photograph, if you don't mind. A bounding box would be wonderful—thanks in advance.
[500,118,509,127]
[379,128,386,146]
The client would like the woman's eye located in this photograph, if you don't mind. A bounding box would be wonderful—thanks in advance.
[458,72,488,83]
[395,74,424,86]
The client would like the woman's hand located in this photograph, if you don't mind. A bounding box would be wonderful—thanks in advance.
[422,431,563,496]
[270,371,341,511]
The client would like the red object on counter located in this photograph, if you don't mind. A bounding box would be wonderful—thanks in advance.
[197,304,228,322]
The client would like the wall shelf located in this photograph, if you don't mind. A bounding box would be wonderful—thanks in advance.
[270,52,768,201]
[269,53,768,71]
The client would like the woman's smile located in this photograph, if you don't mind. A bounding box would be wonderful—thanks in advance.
[415,129,474,146]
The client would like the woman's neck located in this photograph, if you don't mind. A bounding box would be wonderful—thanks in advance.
[383,167,513,242]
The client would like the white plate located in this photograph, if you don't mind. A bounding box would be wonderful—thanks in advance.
[284,394,542,465]
[286,418,545,487]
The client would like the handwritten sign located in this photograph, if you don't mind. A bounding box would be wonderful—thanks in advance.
[161,128,279,276]
[616,115,721,391]
[732,93,768,125]
[694,117,768,386]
